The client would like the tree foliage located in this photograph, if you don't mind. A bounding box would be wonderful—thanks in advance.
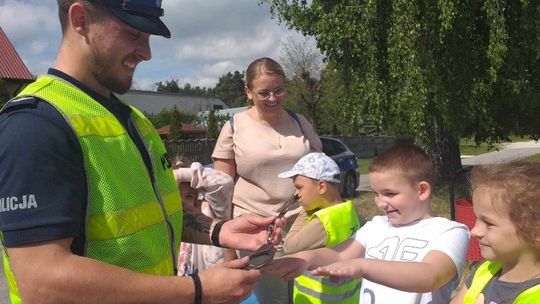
[280,37,325,127]
[214,71,247,107]
[146,107,198,129]
[155,79,181,93]
[262,0,540,180]
[168,106,184,140]
[205,110,220,139]
[155,79,215,96]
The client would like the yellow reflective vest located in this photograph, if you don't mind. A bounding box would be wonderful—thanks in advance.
[1,75,183,304]
[464,260,540,304]
[293,200,361,304]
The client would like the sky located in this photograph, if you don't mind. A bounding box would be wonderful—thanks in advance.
[0,0,309,90]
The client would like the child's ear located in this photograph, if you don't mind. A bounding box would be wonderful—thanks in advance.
[418,181,431,201]
[318,180,327,194]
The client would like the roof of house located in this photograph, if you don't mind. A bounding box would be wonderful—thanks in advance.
[0,26,33,81]
[118,90,229,115]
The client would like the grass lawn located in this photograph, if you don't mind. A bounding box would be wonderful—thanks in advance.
[527,153,540,162]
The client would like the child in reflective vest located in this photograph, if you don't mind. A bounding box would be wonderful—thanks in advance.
[278,152,362,304]
[450,160,540,304]
[173,161,234,275]
[265,144,470,304]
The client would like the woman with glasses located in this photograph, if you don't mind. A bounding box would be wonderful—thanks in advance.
[212,57,322,304]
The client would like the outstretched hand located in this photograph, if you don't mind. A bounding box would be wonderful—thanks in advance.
[310,259,363,283]
[219,215,284,251]
[262,255,310,281]
[198,256,261,303]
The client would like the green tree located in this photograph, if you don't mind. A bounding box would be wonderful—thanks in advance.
[146,108,198,129]
[168,106,184,140]
[262,0,540,181]
[280,37,325,126]
[214,71,247,107]
[155,79,181,93]
[206,110,220,139]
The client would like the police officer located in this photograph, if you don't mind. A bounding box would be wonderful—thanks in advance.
[0,1,282,303]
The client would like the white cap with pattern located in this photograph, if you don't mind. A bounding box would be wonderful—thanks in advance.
[278,152,340,183]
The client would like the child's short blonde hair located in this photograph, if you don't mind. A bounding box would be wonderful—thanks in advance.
[368,143,437,187]
[470,160,540,249]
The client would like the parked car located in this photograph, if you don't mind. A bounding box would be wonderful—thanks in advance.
[319,136,360,198]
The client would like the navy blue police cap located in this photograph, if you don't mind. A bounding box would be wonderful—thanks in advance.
[94,0,171,38]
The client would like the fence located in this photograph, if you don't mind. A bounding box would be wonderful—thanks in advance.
[164,139,217,165]
[163,135,412,164]
[336,136,396,158]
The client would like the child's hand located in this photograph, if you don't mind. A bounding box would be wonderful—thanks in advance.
[263,255,310,281]
[311,259,363,283]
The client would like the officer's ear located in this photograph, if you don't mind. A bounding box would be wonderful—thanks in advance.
[68,3,91,36]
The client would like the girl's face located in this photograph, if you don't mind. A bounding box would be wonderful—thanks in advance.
[180,183,198,209]
[472,187,531,263]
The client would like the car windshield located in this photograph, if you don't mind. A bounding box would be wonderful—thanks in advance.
[321,138,346,156]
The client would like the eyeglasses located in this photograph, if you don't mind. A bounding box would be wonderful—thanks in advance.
[243,194,300,270]
[253,87,286,100]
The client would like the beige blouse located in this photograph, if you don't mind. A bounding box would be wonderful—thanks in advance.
[212,109,322,217]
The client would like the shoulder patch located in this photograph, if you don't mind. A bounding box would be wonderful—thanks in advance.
[1,97,39,113]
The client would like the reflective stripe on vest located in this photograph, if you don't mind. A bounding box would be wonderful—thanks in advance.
[1,238,21,304]
[1,75,183,303]
[464,260,540,303]
[293,201,361,303]
[294,272,361,303]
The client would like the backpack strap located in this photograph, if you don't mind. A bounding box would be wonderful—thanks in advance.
[229,114,236,133]
[229,110,303,134]
[285,110,304,134]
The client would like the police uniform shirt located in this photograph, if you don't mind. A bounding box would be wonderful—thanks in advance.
[0,68,151,255]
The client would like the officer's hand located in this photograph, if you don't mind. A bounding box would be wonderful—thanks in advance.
[198,257,261,304]
[220,215,283,251]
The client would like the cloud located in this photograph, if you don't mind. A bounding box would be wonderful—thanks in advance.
[30,41,48,54]
[0,0,314,90]
[163,0,273,39]
[0,0,57,43]
[202,61,240,77]
[0,0,60,75]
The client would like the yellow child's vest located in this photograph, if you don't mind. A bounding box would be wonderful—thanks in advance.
[1,75,183,304]
[293,200,361,304]
[464,260,540,304]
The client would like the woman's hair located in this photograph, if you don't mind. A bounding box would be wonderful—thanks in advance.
[244,57,286,89]
[469,160,540,249]
[368,143,437,187]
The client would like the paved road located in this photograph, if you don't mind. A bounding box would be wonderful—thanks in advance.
[462,140,540,165]
[0,141,538,303]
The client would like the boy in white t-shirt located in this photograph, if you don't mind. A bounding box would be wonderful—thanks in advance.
[265,143,470,304]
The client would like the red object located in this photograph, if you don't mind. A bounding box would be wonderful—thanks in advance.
[454,198,483,261]
[0,26,33,80]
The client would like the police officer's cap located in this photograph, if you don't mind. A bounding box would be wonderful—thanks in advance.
[93,0,171,38]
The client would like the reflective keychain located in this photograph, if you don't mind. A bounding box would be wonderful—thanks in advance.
[243,194,300,270]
